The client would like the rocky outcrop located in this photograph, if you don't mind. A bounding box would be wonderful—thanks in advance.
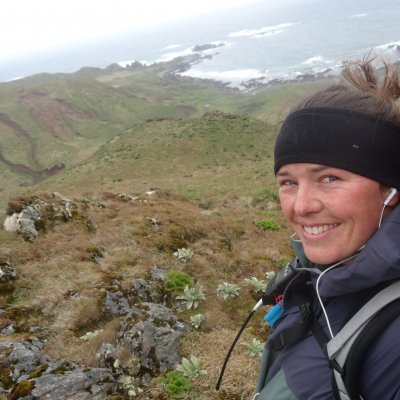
[3,193,76,241]
[101,268,186,378]
[0,262,17,282]
[0,264,189,398]
[0,340,116,399]
[118,302,187,376]
[192,43,225,52]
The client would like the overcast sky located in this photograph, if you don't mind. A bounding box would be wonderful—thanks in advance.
[0,0,262,61]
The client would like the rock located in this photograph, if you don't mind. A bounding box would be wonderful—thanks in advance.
[129,279,152,303]
[28,367,114,400]
[96,343,117,369]
[0,262,17,281]
[2,194,76,241]
[118,303,187,375]
[3,213,19,232]
[18,206,40,242]
[104,290,131,316]
[149,267,166,281]
[0,341,117,399]
[1,323,16,335]
[192,43,225,52]
[7,341,51,382]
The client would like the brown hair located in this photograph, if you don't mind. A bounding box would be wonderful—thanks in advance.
[291,55,400,126]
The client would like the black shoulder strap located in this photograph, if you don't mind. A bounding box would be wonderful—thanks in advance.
[342,297,400,399]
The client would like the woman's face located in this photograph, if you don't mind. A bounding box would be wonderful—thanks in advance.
[276,163,390,265]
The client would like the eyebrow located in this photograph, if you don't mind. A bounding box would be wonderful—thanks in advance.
[276,165,332,177]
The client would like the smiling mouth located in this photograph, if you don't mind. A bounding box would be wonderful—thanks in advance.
[303,224,338,235]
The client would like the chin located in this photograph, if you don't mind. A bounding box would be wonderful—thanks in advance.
[304,250,344,266]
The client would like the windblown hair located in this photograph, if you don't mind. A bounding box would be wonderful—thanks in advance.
[291,54,400,125]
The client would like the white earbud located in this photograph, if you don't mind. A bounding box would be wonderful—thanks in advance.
[384,188,398,206]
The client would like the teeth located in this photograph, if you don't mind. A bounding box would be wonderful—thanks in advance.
[304,224,337,235]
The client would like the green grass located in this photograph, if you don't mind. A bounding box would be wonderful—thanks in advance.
[0,57,335,212]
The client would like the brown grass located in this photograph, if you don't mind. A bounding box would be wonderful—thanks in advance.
[0,189,293,398]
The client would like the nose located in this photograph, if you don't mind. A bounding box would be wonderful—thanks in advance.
[292,184,322,216]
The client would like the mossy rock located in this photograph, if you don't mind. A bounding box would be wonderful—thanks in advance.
[9,379,35,400]
[28,363,48,379]
[34,219,47,232]
[0,366,14,389]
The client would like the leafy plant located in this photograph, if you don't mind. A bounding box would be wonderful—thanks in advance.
[177,286,205,309]
[160,370,192,399]
[79,329,103,341]
[254,219,280,231]
[265,271,276,280]
[118,375,143,398]
[244,276,267,293]
[173,248,194,263]
[176,355,207,379]
[201,210,214,216]
[190,314,205,329]
[216,282,240,300]
[165,270,194,294]
[241,338,264,357]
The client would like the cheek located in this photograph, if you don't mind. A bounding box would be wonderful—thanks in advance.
[278,193,292,218]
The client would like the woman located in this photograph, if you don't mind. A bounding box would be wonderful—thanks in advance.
[254,57,400,399]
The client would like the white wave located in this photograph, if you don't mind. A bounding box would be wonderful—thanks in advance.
[165,44,182,50]
[375,40,400,50]
[179,68,265,81]
[350,13,368,18]
[157,47,194,62]
[301,55,324,65]
[228,23,296,38]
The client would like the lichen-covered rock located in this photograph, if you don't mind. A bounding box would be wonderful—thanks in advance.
[2,193,79,241]
[149,267,166,282]
[0,341,117,399]
[27,367,114,400]
[104,290,131,316]
[18,206,41,242]
[0,262,17,282]
[118,303,187,375]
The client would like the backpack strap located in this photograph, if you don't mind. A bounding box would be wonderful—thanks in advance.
[326,280,400,400]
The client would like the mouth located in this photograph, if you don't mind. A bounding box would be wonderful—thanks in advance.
[303,223,339,235]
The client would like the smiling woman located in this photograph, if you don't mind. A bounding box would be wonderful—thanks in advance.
[254,55,400,400]
[276,164,387,265]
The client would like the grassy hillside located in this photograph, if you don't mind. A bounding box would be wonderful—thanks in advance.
[27,112,276,208]
[0,57,336,211]
[0,62,339,398]
[0,188,292,399]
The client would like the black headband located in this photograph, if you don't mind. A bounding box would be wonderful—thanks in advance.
[274,107,400,189]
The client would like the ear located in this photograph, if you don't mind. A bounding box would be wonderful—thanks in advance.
[388,193,400,207]
[385,188,399,207]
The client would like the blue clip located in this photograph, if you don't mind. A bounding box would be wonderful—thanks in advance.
[264,303,284,326]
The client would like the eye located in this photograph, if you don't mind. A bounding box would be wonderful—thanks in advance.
[278,179,296,187]
[321,175,338,183]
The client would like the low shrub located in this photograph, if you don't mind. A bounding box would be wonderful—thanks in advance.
[253,220,280,231]
[160,370,192,399]
[165,270,194,294]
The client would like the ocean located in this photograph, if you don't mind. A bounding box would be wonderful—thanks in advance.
[1,0,400,88]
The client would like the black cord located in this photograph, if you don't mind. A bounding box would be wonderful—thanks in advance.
[215,309,256,391]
